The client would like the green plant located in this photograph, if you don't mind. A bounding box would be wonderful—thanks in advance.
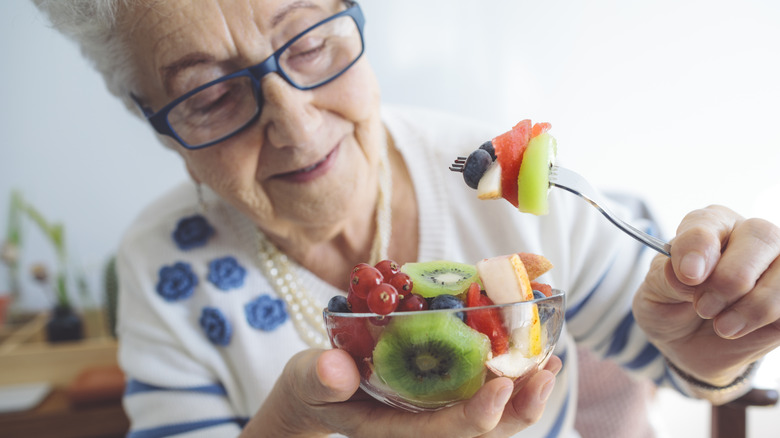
[1,191,24,299]
[2,190,75,308]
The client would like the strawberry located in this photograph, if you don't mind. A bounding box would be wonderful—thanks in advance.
[465,282,510,355]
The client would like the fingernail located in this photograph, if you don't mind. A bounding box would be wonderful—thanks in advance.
[493,385,513,413]
[538,377,555,403]
[680,253,706,281]
[717,311,746,338]
[696,294,724,319]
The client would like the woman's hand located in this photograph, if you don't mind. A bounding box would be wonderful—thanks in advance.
[633,205,780,386]
[241,348,561,438]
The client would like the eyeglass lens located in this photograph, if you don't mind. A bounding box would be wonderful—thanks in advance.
[167,14,361,147]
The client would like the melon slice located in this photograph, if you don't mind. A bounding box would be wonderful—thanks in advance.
[516,132,557,215]
[475,254,542,357]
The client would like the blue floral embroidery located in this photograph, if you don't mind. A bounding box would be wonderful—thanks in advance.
[156,262,198,301]
[199,307,232,346]
[172,215,215,250]
[245,295,287,331]
[207,256,246,290]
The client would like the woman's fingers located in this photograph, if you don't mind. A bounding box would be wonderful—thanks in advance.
[456,377,516,434]
[692,218,779,318]
[669,207,780,336]
[312,349,362,402]
[483,355,561,438]
[713,256,780,339]
[334,356,562,438]
[242,349,361,437]
[264,349,562,437]
[671,205,738,286]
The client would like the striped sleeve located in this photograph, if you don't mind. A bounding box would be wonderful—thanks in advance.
[124,379,247,438]
[558,192,668,385]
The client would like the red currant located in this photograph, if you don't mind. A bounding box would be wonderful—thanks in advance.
[388,272,413,299]
[347,289,370,313]
[350,263,373,277]
[397,293,428,312]
[350,266,383,299]
[366,283,399,315]
[374,259,400,280]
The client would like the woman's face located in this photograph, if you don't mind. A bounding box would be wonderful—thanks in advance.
[123,0,383,240]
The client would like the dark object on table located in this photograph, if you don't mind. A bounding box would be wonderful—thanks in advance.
[46,305,83,343]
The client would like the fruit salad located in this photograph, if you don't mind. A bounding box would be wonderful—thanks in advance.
[323,254,563,412]
[461,119,557,215]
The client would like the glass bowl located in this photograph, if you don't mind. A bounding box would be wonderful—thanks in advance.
[323,290,565,412]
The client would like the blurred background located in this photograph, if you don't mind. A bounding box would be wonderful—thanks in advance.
[1,0,778,436]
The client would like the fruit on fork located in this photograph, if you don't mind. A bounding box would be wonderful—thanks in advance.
[451,119,557,215]
[451,119,673,256]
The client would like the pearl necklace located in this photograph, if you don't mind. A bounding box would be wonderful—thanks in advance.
[256,141,392,349]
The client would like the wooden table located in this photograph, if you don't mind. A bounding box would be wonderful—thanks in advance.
[0,387,129,438]
[0,311,130,437]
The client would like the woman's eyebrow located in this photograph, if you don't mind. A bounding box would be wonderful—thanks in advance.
[270,1,318,27]
[161,52,216,95]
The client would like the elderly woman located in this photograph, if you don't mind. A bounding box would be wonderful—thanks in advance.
[33,1,780,437]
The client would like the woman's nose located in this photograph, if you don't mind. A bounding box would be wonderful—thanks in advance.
[258,75,321,148]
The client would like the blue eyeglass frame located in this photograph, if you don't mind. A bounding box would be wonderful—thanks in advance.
[130,0,365,150]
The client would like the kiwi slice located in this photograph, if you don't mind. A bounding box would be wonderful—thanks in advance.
[372,312,490,403]
[400,261,479,298]
[517,132,557,215]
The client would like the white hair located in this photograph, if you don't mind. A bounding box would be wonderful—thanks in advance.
[32,0,141,115]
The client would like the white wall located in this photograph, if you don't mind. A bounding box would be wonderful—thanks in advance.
[1,0,779,434]
[0,2,188,309]
[3,0,780,307]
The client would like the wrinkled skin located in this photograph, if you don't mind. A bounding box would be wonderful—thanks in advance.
[121,0,562,435]
[125,0,413,290]
[633,205,780,388]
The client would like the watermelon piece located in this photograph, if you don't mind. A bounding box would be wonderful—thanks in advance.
[530,281,552,297]
[531,122,551,138]
[492,120,532,207]
[465,282,509,356]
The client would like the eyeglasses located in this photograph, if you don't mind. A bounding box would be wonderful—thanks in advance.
[131,1,365,150]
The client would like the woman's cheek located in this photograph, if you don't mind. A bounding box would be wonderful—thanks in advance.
[329,60,381,118]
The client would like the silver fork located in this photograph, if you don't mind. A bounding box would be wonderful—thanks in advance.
[450,158,671,257]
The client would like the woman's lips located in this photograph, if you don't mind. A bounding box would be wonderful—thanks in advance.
[273,144,340,183]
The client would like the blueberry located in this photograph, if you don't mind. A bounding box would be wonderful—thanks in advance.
[463,148,493,189]
[532,290,554,323]
[478,140,496,160]
[327,295,350,313]
[429,294,465,321]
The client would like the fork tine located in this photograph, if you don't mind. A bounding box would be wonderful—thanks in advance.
[449,156,467,172]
